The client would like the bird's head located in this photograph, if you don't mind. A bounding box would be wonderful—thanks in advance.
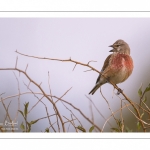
[109,39,130,55]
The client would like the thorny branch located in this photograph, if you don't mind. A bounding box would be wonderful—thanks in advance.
[23,83,56,132]
[0,67,66,132]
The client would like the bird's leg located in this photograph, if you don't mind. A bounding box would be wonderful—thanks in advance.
[117,87,123,95]
[113,84,123,95]
[105,77,110,83]
[107,78,123,95]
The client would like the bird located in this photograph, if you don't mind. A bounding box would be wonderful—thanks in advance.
[89,39,134,95]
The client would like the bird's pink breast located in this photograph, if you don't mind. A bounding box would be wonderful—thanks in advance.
[109,53,133,83]
[111,53,133,70]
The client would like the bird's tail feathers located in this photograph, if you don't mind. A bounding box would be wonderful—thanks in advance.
[89,84,101,95]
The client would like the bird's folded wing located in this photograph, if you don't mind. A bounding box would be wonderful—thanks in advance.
[96,54,112,84]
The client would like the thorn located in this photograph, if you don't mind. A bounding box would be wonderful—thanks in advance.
[15,56,18,68]
[28,82,31,88]
[72,64,77,71]
[25,64,28,72]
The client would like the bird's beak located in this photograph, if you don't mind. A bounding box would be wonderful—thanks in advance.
[109,45,113,48]
[109,45,115,52]
[109,49,115,52]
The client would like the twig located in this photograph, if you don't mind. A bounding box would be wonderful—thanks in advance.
[71,114,78,132]
[100,87,118,123]
[13,72,20,122]
[124,102,149,127]
[120,100,124,132]
[3,100,12,123]
[55,88,83,127]
[53,96,101,132]
[34,114,56,122]
[64,118,76,124]
[25,64,28,72]
[48,121,57,130]
[67,123,71,132]
[55,87,72,104]
[63,116,78,132]
[89,99,94,126]
[102,103,131,131]
[59,99,83,127]
[55,112,60,132]
[47,72,60,132]
[23,82,56,132]
[1,92,43,102]
[87,60,97,65]
[48,71,54,102]
[15,56,18,68]
[85,95,112,127]
[84,69,93,72]
[28,96,44,113]
[54,87,73,132]
[1,98,14,132]
[72,64,77,71]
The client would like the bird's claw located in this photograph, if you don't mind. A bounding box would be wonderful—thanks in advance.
[117,88,123,95]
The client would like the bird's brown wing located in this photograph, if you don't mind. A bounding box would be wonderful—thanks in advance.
[102,54,112,71]
[96,54,112,84]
